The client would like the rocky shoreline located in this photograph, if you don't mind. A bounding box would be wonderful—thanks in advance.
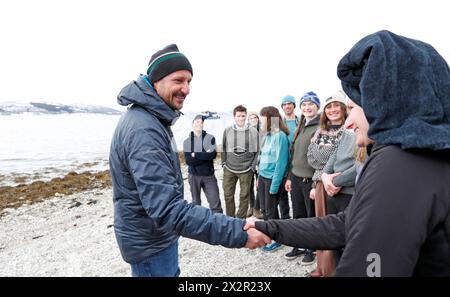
[0,170,111,216]
[0,156,315,276]
[0,186,315,277]
[0,153,188,216]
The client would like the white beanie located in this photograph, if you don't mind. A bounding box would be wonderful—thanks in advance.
[324,90,347,107]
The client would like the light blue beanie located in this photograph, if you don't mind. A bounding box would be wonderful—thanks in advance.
[281,95,296,107]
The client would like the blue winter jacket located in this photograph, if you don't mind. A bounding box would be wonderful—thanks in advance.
[110,75,247,264]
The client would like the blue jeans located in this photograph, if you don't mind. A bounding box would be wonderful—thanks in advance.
[130,241,180,277]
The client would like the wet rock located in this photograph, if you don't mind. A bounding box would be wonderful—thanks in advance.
[14,176,27,184]
[68,201,82,209]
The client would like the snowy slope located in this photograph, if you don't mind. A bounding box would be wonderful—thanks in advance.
[0,101,122,115]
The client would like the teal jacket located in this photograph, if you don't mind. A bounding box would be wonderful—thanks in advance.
[258,131,290,194]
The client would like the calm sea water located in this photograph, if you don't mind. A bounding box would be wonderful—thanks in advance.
[0,113,233,186]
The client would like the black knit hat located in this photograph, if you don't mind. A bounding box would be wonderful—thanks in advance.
[147,44,193,85]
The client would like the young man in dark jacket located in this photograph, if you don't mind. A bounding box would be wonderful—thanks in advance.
[245,31,450,276]
[110,44,270,277]
[283,92,321,264]
[183,114,222,213]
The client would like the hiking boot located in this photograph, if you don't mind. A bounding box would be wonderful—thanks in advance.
[284,247,306,260]
[252,208,264,219]
[301,250,316,266]
[261,242,283,252]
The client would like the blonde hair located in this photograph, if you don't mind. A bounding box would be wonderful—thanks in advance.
[355,147,367,163]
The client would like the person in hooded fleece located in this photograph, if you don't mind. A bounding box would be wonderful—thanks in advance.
[245,30,450,276]
[109,44,271,277]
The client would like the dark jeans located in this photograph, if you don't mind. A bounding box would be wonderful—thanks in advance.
[290,174,315,252]
[290,174,315,219]
[188,173,223,213]
[130,241,180,277]
[258,176,283,220]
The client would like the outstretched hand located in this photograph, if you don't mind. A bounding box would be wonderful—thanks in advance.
[244,228,271,249]
[244,217,257,231]
[243,217,271,249]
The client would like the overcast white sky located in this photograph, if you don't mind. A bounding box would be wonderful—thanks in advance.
[1,0,449,112]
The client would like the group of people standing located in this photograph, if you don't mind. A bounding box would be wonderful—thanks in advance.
[110,30,450,277]
[183,89,358,276]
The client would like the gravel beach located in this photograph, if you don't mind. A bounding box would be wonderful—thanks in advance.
[0,167,315,277]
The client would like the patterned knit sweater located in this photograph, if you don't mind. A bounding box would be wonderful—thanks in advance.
[307,125,345,183]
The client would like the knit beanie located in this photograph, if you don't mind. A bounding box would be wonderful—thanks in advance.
[147,44,193,85]
[248,111,259,119]
[299,91,321,108]
[324,90,347,107]
[192,114,204,122]
[281,95,296,107]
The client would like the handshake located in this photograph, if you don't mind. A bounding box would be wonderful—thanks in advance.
[243,217,272,249]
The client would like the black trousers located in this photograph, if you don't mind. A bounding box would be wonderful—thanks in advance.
[326,192,352,215]
[279,190,291,219]
[290,174,315,219]
[258,176,285,220]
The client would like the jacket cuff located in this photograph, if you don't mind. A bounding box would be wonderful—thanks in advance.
[255,220,270,236]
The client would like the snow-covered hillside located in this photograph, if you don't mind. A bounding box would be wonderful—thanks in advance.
[0,101,121,115]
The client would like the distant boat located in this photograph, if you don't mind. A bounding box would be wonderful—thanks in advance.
[200,111,220,120]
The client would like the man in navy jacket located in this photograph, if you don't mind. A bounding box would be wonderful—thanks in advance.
[183,115,223,213]
[110,44,270,277]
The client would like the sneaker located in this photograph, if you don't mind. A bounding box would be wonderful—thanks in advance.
[284,247,306,260]
[261,242,283,252]
[301,250,316,266]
